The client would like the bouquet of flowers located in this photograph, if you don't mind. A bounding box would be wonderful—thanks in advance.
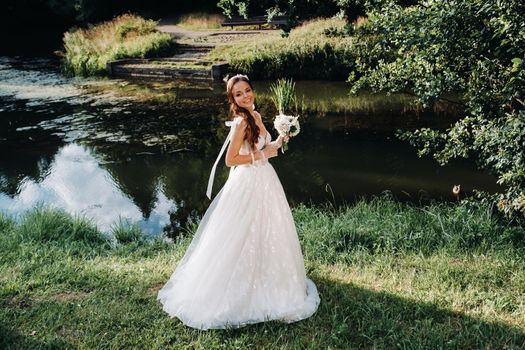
[273,112,300,153]
[270,78,301,153]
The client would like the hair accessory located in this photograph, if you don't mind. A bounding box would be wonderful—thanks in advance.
[225,74,249,84]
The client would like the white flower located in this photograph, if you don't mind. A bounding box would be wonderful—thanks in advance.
[273,112,300,138]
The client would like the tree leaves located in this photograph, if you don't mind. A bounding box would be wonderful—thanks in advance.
[351,0,525,218]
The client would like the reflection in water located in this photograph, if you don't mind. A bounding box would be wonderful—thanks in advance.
[0,57,501,237]
[0,144,175,234]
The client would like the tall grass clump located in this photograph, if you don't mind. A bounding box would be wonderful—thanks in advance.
[111,218,144,244]
[295,195,525,263]
[63,14,176,77]
[209,18,355,80]
[17,206,105,245]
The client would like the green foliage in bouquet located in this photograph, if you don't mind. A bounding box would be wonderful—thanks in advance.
[270,78,297,114]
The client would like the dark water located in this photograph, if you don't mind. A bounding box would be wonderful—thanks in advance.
[0,57,500,236]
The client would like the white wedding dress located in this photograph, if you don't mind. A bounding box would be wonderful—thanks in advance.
[157,116,320,330]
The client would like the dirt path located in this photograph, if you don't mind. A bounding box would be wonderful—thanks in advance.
[156,19,207,40]
[156,18,277,44]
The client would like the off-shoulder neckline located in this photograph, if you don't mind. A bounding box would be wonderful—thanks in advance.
[232,115,269,140]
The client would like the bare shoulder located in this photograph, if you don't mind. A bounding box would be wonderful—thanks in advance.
[232,118,247,139]
[238,118,248,128]
[253,110,262,120]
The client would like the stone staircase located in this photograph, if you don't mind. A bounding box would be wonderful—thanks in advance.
[107,44,229,81]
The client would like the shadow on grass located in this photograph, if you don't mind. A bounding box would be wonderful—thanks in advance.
[210,274,525,349]
[2,270,524,348]
[0,324,72,350]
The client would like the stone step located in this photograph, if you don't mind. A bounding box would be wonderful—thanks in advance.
[107,58,229,81]
[177,44,215,49]
[176,44,215,53]
[154,57,203,63]
[112,65,211,80]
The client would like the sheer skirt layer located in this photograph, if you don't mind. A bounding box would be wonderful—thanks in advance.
[157,161,320,330]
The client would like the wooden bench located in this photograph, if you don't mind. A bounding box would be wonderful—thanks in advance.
[222,15,290,29]
[267,15,290,27]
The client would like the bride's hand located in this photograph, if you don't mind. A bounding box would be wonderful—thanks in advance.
[262,144,279,159]
[268,135,289,149]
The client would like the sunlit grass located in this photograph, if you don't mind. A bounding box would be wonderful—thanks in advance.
[208,18,354,80]
[175,12,226,30]
[1,198,524,348]
[62,14,177,77]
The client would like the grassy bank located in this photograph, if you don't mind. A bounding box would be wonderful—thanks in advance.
[1,197,525,349]
[62,14,176,77]
[209,18,355,80]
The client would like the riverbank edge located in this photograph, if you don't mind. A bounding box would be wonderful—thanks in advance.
[1,196,525,348]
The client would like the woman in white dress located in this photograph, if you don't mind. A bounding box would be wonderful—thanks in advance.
[157,74,320,330]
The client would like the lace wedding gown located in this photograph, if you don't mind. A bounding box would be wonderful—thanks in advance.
[157,117,320,330]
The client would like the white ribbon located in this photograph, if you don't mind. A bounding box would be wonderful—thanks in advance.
[206,118,242,199]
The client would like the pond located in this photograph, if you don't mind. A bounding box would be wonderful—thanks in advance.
[0,56,500,237]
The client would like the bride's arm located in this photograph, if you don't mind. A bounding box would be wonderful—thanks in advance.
[252,111,288,148]
[225,119,277,167]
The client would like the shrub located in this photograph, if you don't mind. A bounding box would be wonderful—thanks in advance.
[348,0,525,219]
[62,14,176,77]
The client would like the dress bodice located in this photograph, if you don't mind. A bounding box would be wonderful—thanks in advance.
[205,115,271,199]
[229,116,271,155]
[239,131,271,155]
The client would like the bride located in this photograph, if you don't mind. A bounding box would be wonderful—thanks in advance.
[157,74,320,330]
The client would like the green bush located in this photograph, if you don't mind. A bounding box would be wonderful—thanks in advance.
[347,0,525,218]
[62,14,176,77]
[217,0,339,22]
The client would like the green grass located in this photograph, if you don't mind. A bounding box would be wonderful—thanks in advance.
[62,14,177,77]
[111,218,145,244]
[208,18,356,80]
[1,198,525,349]
[174,13,226,31]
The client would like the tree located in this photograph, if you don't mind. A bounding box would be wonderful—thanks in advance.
[348,0,525,218]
